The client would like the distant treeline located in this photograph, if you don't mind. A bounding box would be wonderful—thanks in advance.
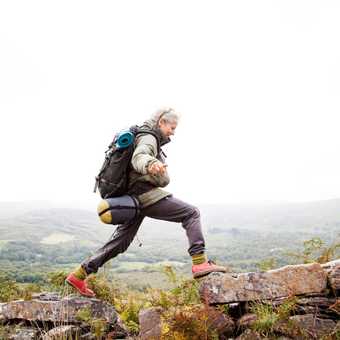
[1,228,338,285]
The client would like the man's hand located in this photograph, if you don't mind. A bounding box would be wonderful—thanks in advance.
[148,161,168,175]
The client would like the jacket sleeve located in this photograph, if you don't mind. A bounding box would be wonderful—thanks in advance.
[131,134,159,175]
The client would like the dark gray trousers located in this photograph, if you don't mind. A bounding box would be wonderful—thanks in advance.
[82,195,206,274]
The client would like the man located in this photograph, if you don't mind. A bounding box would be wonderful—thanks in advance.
[66,108,226,297]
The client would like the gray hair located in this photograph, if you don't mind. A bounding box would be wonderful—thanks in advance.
[151,107,180,125]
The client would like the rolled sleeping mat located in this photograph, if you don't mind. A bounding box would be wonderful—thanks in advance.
[115,130,134,149]
[97,195,140,225]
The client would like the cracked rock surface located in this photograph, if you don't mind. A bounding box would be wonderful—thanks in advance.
[199,262,328,304]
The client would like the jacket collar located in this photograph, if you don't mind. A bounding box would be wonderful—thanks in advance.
[141,119,171,146]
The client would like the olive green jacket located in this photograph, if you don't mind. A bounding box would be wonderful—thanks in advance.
[128,119,172,208]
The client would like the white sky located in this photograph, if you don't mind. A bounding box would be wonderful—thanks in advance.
[0,1,340,207]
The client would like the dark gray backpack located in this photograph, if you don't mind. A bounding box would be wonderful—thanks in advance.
[93,125,160,199]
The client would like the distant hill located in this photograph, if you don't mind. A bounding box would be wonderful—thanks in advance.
[0,204,111,246]
[201,199,340,234]
[0,199,339,284]
[0,198,339,245]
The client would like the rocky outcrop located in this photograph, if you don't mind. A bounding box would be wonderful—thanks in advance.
[1,260,339,339]
[0,293,118,324]
[0,293,128,339]
[136,260,339,339]
[138,306,235,340]
[199,262,327,304]
[198,259,340,339]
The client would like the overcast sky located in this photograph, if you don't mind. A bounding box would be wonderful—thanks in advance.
[0,1,339,208]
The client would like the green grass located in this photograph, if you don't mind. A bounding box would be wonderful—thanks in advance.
[112,261,150,271]
[250,297,298,337]
[0,240,8,249]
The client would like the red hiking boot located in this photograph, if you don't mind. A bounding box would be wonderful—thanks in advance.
[65,273,95,298]
[192,260,227,278]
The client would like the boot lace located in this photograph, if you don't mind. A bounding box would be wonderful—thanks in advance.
[207,259,216,265]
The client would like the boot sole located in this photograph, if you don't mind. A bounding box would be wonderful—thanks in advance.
[193,268,227,279]
[65,279,95,298]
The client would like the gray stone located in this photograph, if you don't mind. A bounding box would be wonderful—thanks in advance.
[235,329,263,340]
[209,310,235,338]
[322,259,340,292]
[7,327,39,340]
[42,325,81,339]
[32,292,61,301]
[200,263,327,304]
[0,293,118,325]
[138,307,163,340]
[237,313,257,329]
[0,303,5,322]
[79,333,96,340]
[0,292,129,339]
[322,258,340,269]
[289,314,337,338]
[105,315,131,339]
[295,295,338,319]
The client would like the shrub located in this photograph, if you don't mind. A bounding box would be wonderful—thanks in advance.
[145,268,201,315]
[0,272,21,302]
[86,274,118,305]
[161,304,220,340]
[250,303,279,336]
[46,270,68,291]
[286,237,340,264]
[87,274,148,334]
[256,258,277,271]
[21,283,42,300]
[76,307,108,338]
[250,296,297,337]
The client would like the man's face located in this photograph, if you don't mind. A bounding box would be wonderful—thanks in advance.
[159,120,177,138]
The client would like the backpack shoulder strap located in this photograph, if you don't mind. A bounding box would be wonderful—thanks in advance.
[134,128,161,156]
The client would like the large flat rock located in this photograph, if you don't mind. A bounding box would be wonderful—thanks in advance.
[199,263,327,304]
[0,293,118,325]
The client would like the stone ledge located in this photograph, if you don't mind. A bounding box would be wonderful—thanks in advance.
[199,262,328,304]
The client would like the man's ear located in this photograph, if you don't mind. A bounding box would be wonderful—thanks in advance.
[158,118,165,127]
